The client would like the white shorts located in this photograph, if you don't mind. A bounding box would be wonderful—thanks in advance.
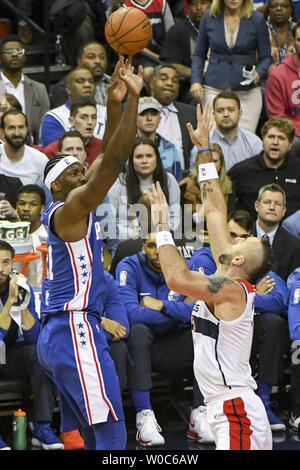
[206,391,273,450]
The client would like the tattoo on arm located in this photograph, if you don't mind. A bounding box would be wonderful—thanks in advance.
[206,275,234,294]
[199,181,213,200]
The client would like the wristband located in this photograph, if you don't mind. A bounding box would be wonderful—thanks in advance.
[197,147,212,154]
[156,230,175,249]
[198,163,219,182]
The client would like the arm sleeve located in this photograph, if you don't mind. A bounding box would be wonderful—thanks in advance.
[116,260,172,328]
[102,272,130,341]
[39,114,65,147]
[21,285,41,344]
[288,280,300,341]
[191,12,209,84]
[162,300,194,323]
[264,72,287,118]
[254,13,272,79]
[255,272,289,316]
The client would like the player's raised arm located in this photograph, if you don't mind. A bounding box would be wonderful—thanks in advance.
[186,103,232,266]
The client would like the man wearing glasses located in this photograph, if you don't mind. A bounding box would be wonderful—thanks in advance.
[0,35,50,144]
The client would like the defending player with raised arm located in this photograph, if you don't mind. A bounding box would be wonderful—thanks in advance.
[146,103,274,450]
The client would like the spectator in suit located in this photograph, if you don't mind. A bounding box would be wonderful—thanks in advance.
[190,0,272,133]
[39,66,107,147]
[253,183,300,281]
[228,117,300,220]
[0,35,50,144]
[188,208,290,432]
[50,41,111,108]
[149,64,197,172]
[159,0,212,104]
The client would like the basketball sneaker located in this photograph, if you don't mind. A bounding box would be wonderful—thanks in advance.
[136,409,165,447]
[187,405,215,444]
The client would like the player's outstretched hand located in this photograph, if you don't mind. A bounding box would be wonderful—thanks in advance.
[107,55,128,103]
[146,182,170,229]
[186,102,214,151]
[119,55,144,97]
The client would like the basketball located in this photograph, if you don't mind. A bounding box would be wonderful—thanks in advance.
[105,7,152,55]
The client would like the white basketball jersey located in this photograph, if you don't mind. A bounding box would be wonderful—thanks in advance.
[192,280,257,403]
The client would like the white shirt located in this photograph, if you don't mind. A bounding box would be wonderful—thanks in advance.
[255,221,278,246]
[0,143,48,185]
[1,71,25,113]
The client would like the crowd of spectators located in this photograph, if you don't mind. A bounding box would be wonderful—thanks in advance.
[0,0,300,450]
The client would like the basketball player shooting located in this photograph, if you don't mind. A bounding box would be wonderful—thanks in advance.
[37,56,143,450]
[146,103,274,450]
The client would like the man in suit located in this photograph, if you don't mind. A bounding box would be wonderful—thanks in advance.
[253,183,300,282]
[149,64,197,173]
[0,35,50,144]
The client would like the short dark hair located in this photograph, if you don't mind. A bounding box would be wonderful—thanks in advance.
[70,96,97,117]
[0,34,24,55]
[152,63,179,79]
[213,90,241,109]
[0,240,15,258]
[66,65,93,86]
[17,184,46,205]
[1,109,28,129]
[227,209,254,233]
[57,130,85,152]
[261,117,295,142]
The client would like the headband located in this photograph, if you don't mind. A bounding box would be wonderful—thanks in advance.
[44,156,80,190]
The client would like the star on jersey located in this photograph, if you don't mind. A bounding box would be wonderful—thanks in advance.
[77,253,90,285]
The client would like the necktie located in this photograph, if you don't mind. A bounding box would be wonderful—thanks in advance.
[159,107,171,141]
[262,233,270,243]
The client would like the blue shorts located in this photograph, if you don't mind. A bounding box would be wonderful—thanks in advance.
[37,312,125,430]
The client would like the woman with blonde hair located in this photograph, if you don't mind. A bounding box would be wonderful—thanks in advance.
[179,143,235,240]
[190,0,272,133]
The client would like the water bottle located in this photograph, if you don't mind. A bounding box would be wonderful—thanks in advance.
[12,409,27,450]
[55,34,66,66]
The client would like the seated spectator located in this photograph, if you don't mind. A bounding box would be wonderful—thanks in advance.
[43,97,102,168]
[115,231,213,446]
[53,130,87,165]
[136,96,183,181]
[159,0,212,104]
[51,41,111,108]
[0,240,63,450]
[0,35,50,144]
[287,266,300,432]
[0,109,48,185]
[180,143,235,239]
[282,208,300,237]
[149,64,197,172]
[265,22,300,155]
[253,183,300,281]
[0,92,33,145]
[16,185,47,288]
[107,137,181,245]
[209,90,263,171]
[228,117,300,220]
[0,173,22,220]
[188,209,290,432]
[39,66,107,147]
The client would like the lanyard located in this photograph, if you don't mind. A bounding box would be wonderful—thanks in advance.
[267,20,292,63]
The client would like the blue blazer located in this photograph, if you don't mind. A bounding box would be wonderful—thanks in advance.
[191,9,271,91]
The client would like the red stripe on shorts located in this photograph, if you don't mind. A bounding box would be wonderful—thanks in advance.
[223,397,253,450]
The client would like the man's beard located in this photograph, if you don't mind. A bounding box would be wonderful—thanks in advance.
[4,134,27,148]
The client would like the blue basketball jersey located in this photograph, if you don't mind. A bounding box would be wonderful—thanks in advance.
[41,201,106,317]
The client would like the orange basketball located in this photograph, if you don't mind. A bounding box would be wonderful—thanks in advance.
[105,7,152,55]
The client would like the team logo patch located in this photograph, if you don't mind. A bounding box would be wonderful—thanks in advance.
[293,288,300,305]
[119,270,127,286]
[198,267,204,273]
[168,290,180,301]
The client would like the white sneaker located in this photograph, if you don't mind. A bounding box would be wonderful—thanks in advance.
[186,405,215,444]
[136,409,165,447]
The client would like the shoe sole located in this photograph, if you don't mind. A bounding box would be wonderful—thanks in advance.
[31,437,64,450]
[270,424,286,432]
[186,429,214,444]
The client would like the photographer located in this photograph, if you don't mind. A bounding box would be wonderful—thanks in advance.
[0,240,63,450]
